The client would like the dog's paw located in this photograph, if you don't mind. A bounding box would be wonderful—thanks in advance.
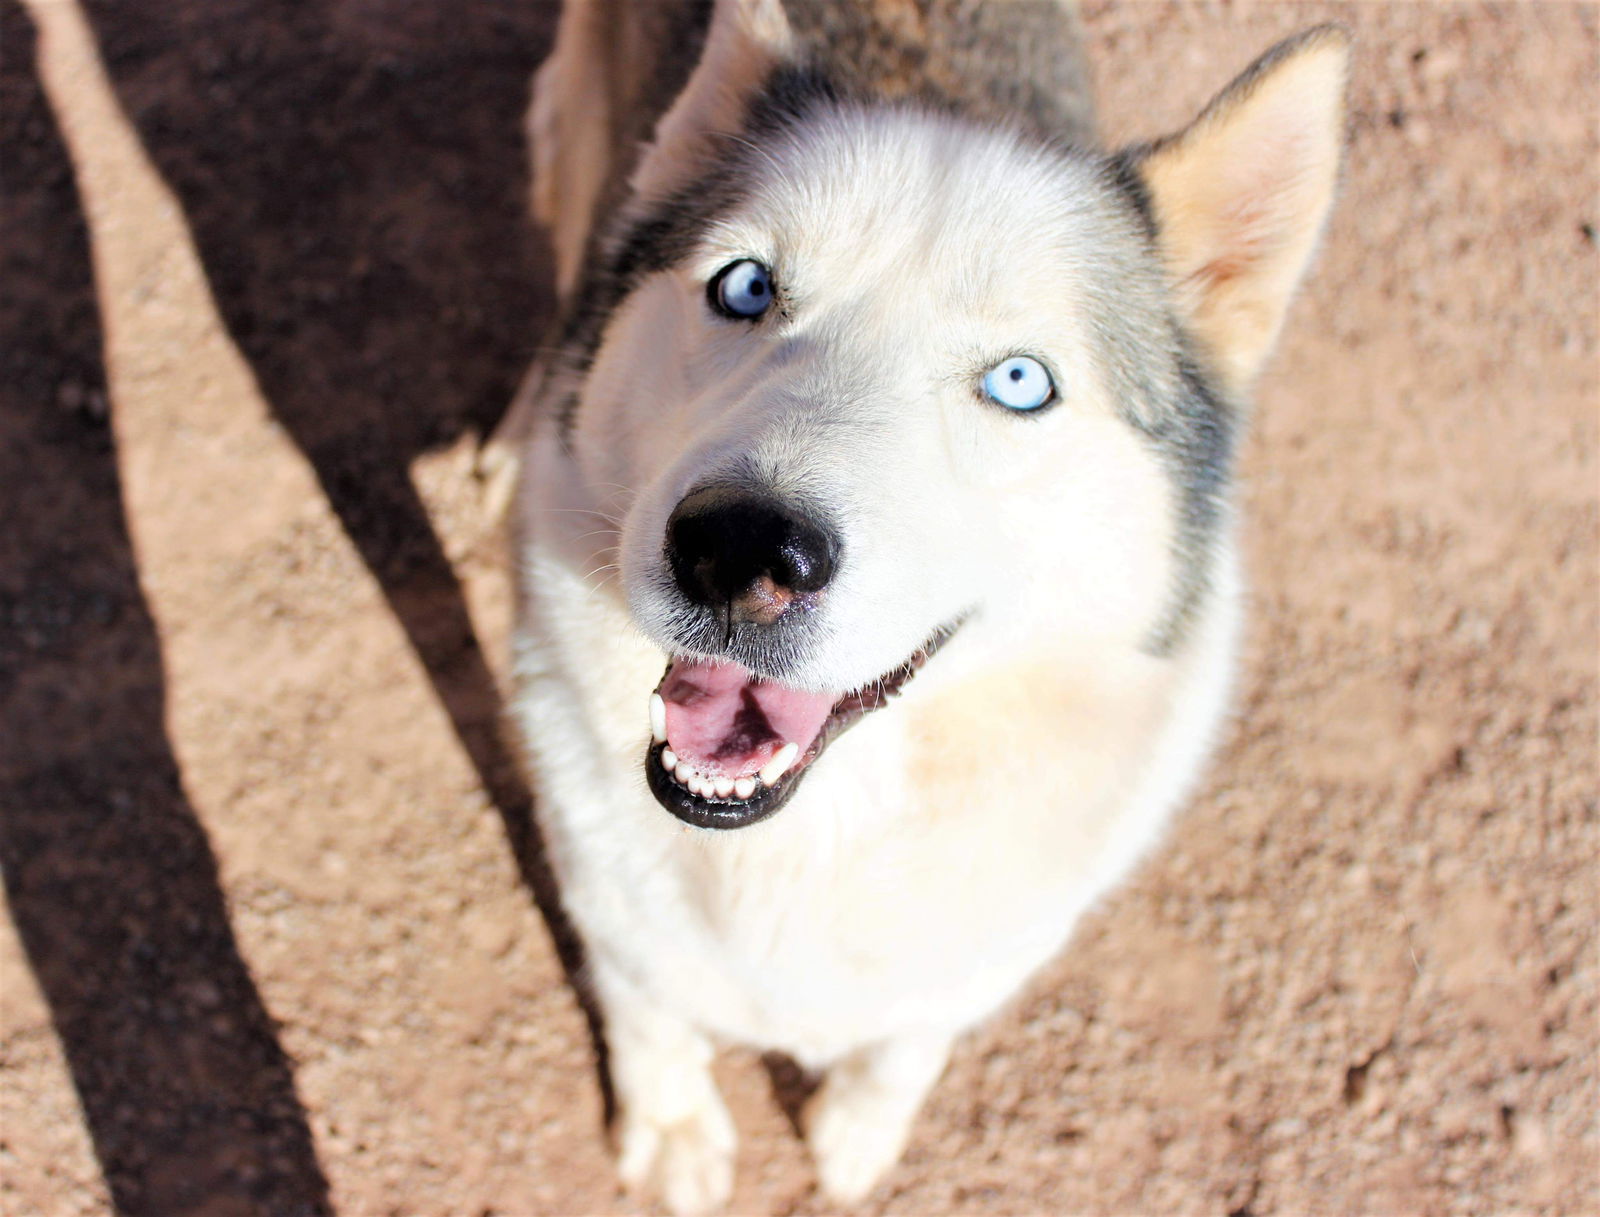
[804,1072,917,1206]
[616,1094,736,1217]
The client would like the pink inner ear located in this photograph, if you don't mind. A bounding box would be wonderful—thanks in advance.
[1221,127,1328,243]
[1141,36,1347,385]
[659,659,838,778]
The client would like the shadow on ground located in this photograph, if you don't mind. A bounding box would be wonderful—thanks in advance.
[0,4,332,1212]
[0,2,609,1210]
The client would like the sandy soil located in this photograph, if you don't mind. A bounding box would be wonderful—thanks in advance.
[1,1,1595,1214]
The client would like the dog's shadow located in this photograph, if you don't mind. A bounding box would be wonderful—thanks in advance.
[0,0,638,1209]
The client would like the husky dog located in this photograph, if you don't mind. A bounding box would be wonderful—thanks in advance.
[507,1,1347,1209]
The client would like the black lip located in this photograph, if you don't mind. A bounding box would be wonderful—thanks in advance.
[641,618,967,830]
[644,741,803,829]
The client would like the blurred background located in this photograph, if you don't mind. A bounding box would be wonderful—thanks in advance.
[1,1,1594,1213]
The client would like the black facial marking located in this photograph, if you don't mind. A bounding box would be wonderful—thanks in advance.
[553,175,739,441]
[1129,329,1239,655]
[1103,145,1160,242]
[1081,157,1242,654]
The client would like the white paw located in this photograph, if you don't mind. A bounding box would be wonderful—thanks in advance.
[616,1094,736,1216]
[805,1076,917,1206]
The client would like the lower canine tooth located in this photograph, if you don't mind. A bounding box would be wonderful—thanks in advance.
[758,742,800,787]
[648,693,667,743]
[733,776,756,800]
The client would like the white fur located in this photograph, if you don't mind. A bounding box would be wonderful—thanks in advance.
[506,2,1341,1210]
[512,113,1237,1210]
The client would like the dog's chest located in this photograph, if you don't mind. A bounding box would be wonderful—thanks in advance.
[519,565,1180,1058]
[612,704,1152,1060]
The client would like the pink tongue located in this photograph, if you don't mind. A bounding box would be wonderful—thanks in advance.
[659,659,838,778]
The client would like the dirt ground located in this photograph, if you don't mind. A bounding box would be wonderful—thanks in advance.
[0,1,1594,1214]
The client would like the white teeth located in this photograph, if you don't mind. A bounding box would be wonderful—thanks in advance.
[649,693,667,743]
[758,742,800,788]
[660,744,797,802]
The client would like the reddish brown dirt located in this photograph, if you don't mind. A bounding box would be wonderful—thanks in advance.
[1,2,1595,1215]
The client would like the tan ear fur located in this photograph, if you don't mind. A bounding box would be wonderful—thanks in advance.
[529,0,619,299]
[630,0,797,202]
[1139,26,1350,389]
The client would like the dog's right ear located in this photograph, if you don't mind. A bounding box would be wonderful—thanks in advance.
[630,0,797,201]
[1130,26,1350,392]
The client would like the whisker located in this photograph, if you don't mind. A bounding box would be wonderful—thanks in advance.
[583,569,624,599]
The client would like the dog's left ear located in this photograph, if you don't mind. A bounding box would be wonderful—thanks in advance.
[631,0,797,201]
[1133,26,1350,390]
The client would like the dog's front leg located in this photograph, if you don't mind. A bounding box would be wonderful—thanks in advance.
[804,1029,954,1205]
[596,962,736,1216]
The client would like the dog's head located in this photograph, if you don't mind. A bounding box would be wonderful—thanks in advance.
[556,0,1348,827]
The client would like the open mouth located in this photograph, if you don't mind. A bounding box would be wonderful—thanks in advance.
[643,621,963,829]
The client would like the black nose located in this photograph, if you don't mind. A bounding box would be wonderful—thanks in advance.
[667,486,839,624]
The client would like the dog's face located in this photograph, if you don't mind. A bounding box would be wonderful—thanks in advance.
[616,112,1182,658]
[568,109,1181,824]
[555,23,1347,827]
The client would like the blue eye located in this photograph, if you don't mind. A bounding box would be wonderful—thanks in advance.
[709,259,775,320]
[982,356,1055,412]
